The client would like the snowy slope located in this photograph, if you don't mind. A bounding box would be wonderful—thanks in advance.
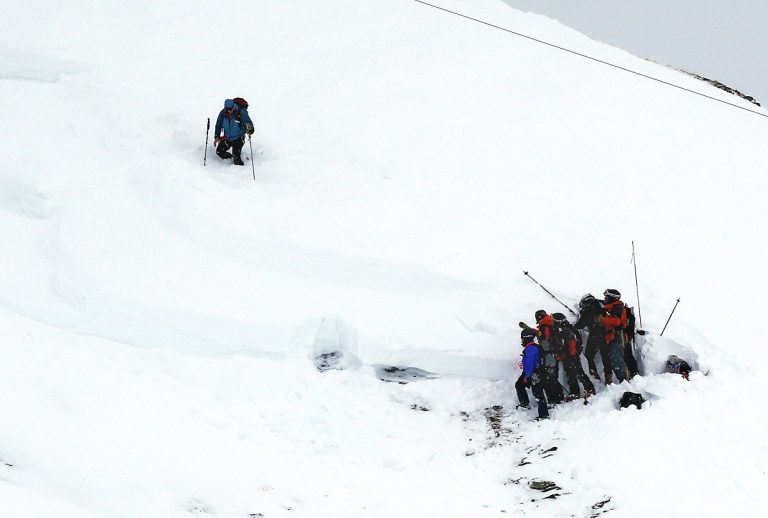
[1,0,767,516]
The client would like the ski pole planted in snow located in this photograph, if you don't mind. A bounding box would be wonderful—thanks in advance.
[631,241,643,328]
[522,271,577,316]
[248,135,255,181]
[660,298,680,336]
[204,117,210,166]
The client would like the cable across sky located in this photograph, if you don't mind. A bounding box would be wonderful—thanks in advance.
[414,0,768,120]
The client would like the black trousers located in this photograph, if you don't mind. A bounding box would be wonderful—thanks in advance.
[216,137,245,164]
[563,356,595,396]
[515,373,549,418]
[624,336,639,377]
[585,332,612,377]
[542,365,564,404]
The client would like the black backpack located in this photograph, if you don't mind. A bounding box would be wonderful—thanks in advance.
[536,333,558,369]
[568,322,583,355]
[552,313,582,356]
[625,306,636,338]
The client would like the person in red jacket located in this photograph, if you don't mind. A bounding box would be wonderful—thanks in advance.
[598,289,628,383]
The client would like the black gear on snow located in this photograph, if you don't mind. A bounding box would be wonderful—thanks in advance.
[619,392,645,409]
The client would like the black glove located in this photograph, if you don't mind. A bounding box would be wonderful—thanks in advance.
[245,123,254,136]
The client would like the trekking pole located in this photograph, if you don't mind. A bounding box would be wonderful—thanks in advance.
[523,271,577,316]
[660,298,680,336]
[248,135,255,181]
[631,241,643,328]
[204,118,210,166]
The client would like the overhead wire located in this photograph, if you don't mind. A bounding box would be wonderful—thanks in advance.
[414,0,768,120]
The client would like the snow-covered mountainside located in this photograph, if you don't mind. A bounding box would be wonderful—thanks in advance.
[1,0,767,516]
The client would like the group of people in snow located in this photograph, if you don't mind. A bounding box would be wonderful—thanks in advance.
[212,98,254,166]
[209,98,693,420]
[515,289,641,420]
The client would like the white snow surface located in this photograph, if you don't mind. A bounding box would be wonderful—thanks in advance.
[1,0,767,516]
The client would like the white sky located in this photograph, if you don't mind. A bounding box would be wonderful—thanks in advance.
[502,0,767,105]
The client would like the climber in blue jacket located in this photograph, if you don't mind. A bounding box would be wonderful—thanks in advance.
[515,328,549,419]
[213,98,254,166]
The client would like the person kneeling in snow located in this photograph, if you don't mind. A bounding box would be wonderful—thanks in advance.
[515,329,549,419]
[213,98,254,166]
[665,355,692,380]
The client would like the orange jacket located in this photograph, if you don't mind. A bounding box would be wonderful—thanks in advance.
[602,301,626,342]
[537,314,554,341]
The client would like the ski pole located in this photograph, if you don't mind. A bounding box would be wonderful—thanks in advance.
[631,241,643,328]
[660,298,680,336]
[248,135,255,181]
[523,271,577,316]
[204,118,210,166]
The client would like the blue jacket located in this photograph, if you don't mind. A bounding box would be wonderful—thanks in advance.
[214,99,253,141]
[521,342,540,378]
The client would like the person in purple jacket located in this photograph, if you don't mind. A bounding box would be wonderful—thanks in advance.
[515,328,549,419]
